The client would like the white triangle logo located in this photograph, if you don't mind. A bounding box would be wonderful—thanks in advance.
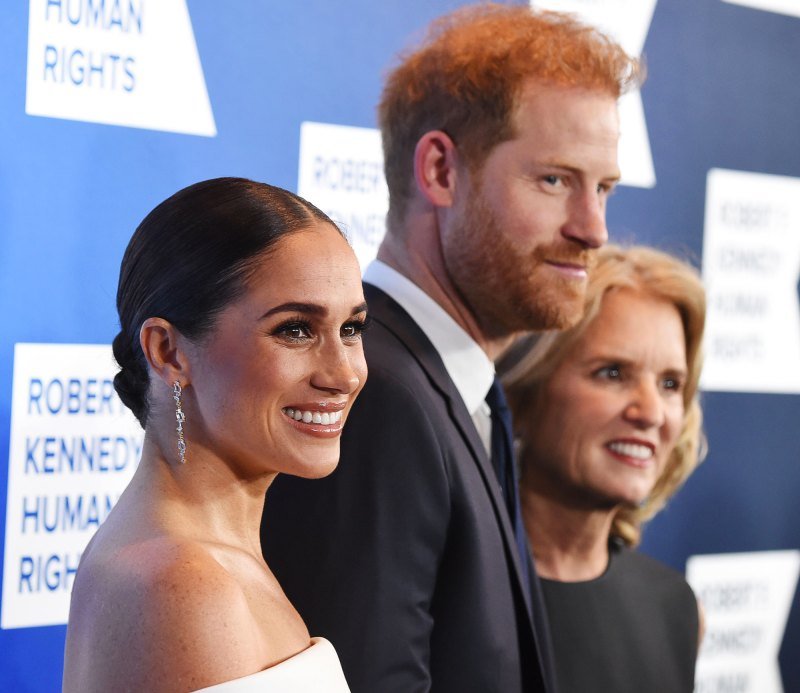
[25,0,216,137]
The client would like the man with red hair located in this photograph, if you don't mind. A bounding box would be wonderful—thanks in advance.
[264,5,641,691]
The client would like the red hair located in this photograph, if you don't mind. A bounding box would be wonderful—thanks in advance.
[378,3,643,228]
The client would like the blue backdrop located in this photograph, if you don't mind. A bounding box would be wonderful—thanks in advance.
[1,1,798,690]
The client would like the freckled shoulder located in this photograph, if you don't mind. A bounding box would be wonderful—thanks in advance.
[67,537,266,693]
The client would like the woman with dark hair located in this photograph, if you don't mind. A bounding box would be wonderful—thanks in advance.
[501,244,707,692]
[63,178,366,692]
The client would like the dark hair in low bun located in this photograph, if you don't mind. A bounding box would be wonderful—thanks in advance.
[112,330,151,426]
[114,177,336,427]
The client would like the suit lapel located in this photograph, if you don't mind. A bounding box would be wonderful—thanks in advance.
[363,283,534,615]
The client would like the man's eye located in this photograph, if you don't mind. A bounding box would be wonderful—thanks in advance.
[597,182,616,196]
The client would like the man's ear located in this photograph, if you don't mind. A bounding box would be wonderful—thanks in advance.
[139,318,192,387]
[413,130,460,208]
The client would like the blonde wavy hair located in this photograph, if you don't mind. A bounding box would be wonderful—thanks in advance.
[501,244,707,547]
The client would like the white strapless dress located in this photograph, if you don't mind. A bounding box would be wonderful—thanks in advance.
[193,637,350,692]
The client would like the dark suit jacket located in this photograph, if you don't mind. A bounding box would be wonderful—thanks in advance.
[262,284,555,692]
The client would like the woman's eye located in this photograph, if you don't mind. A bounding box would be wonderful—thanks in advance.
[543,175,563,187]
[273,321,312,342]
[341,317,370,341]
[595,365,622,380]
[662,376,684,392]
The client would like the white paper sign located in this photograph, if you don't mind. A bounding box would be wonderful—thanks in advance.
[530,0,657,188]
[26,0,216,136]
[1,344,143,629]
[701,168,800,394]
[687,550,800,693]
[297,121,389,272]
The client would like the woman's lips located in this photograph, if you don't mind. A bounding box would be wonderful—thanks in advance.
[282,407,343,425]
[605,439,656,468]
[281,404,346,438]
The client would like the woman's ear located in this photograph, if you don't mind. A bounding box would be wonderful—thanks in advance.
[413,130,460,208]
[139,318,192,387]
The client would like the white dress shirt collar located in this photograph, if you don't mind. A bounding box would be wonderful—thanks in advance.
[363,259,495,416]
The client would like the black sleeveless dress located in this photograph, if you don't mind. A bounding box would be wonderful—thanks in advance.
[540,542,698,693]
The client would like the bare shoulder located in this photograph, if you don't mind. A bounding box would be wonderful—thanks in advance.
[65,537,266,693]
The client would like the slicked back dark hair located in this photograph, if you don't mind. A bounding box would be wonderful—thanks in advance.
[112,177,337,427]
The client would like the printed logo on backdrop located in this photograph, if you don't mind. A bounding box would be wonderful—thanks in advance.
[298,122,389,272]
[25,0,216,136]
[701,169,800,394]
[1,344,142,629]
[530,0,657,188]
[687,551,800,693]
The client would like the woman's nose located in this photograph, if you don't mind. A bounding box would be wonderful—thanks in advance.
[623,380,665,428]
[311,342,363,394]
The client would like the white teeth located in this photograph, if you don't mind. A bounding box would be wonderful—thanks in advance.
[282,408,343,425]
[608,442,653,460]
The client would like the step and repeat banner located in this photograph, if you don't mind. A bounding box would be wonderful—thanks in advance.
[1,1,799,690]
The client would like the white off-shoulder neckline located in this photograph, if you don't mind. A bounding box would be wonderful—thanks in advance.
[193,637,350,692]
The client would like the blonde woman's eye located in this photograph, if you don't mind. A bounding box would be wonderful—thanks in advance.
[595,365,622,380]
[662,376,684,392]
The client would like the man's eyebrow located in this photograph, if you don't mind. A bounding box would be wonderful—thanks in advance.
[538,160,621,182]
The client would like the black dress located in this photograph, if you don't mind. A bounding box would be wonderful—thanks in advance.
[540,542,698,693]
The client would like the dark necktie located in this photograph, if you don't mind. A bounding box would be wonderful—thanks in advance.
[486,377,532,595]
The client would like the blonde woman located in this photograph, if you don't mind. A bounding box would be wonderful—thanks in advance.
[501,244,706,693]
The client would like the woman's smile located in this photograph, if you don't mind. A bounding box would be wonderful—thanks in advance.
[282,403,346,437]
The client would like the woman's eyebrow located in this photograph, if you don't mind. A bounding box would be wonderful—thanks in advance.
[260,302,327,319]
[260,301,368,320]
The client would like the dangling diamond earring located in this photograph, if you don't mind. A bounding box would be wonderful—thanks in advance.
[173,381,187,464]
